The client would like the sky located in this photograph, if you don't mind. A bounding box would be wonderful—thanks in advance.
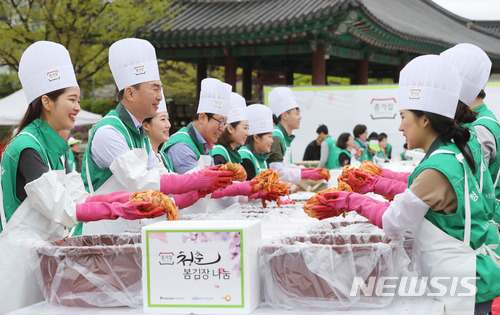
[432,0,500,20]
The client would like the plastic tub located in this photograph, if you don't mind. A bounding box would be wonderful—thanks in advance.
[35,233,142,307]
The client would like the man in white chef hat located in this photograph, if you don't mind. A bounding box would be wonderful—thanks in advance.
[440,43,500,200]
[162,78,232,174]
[267,87,328,184]
[80,39,233,234]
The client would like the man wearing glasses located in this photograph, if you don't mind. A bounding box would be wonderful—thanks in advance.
[163,78,232,174]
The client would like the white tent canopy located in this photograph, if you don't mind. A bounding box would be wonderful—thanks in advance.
[0,89,102,126]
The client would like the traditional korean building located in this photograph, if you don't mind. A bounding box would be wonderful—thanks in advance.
[146,0,500,102]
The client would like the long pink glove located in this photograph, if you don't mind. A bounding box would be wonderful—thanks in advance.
[160,166,233,195]
[248,189,280,202]
[211,181,259,199]
[380,168,411,183]
[172,191,206,209]
[348,171,407,201]
[85,191,132,203]
[312,191,390,228]
[301,168,325,180]
[76,201,164,222]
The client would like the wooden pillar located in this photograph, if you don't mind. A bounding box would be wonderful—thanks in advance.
[312,43,326,85]
[393,64,404,83]
[196,59,207,100]
[225,53,237,91]
[355,55,369,85]
[285,66,294,85]
[243,61,252,101]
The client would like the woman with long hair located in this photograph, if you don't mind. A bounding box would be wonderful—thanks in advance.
[0,41,164,313]
[313,55,500,314]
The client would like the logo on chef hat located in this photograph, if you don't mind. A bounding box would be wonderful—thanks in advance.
[283,97,292,105]
[259,121,268,128]
[409,89,422,100]
[46,70,61,82]
[213,100,223,108]
[232,108,241,117]
[134,65,146,76]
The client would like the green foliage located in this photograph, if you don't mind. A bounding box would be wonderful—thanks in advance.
[0,0,179,91]
[80,99,115,117]
[159,61,225,104]
[0,73,21,98]
[293,73,351,86]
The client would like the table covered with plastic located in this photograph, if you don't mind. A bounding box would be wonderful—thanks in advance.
[9,296,444,315]
[19,161,440,314]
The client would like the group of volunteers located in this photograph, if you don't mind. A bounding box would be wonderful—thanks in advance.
[311,43,500,315]
[1,35,499,314]
[312,124,394,169]
[0,38,328,313]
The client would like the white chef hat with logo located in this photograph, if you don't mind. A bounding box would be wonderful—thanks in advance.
[247,104,273,135]
[157,87,167,113]
[440,43,492,106]
[268,87,298,117]
[108,38,160,91]
[227,92,247,124]
[398,55,461,119]
[18,41,78,105]
[197,78,231,116]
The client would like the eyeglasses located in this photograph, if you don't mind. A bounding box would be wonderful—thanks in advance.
[210,116,228,129]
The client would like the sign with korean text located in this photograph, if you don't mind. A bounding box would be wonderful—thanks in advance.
[145,229,244,308]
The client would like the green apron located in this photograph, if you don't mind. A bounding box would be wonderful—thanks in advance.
[273,124,294,164]
[239,144,269,175]
[210,144,242,164]
[409,138,500,303]
[471,104,500,200]
[1,119,68,233]
[81,103,151,193]
[354,138,371,162]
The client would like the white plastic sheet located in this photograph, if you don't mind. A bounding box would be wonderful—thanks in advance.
[32,233,142,308]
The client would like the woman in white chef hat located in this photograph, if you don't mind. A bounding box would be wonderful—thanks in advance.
[143,88,174,172]
[0,41,165,314]
[311,55,500,315]
[239,104,274,180]
[210,92,249,165]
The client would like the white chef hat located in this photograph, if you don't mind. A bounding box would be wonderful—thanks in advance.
[197,78,231,116]
[18,41,78,105]
[398,55,461,119]
[227,92,247,124]
[268,87,298,117]
[440,43,492,106]
[108,38,160,91]
[247,104,273,135]
[157,87,167,113]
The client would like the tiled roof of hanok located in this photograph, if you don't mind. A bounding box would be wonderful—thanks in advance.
[147,0,500,60]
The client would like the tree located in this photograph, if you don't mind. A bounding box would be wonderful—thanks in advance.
[0,0,179,89]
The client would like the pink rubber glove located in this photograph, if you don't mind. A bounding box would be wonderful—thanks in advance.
[312,191,390,228]
[347,171,407,201]
[248,190,280,202]
[280,198,296,205]
[172,191,206,209]
[301,168,324,180]
[211,181,259,199]
[380,168,411,183]
[85,191,132,204]
[76,201,164,222]
[160,166,233,195]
